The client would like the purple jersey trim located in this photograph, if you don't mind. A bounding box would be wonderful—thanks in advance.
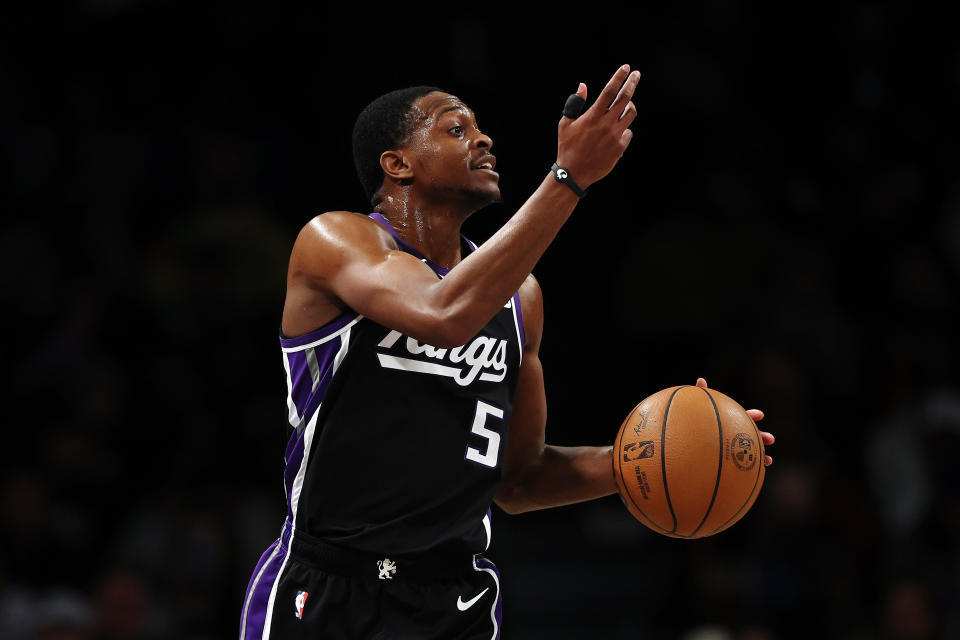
[283,431,307,511]
[369,212,476,276]
[281,329,350,430]
[280,311,360,350]
[512,291,525,349]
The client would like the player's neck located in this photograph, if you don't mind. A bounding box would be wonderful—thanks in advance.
[376,195,472,270]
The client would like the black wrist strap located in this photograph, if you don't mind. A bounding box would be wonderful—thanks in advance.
[550,163,586,198]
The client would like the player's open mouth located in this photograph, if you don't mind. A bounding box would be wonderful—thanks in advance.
[471,154,497,171]
[472,158,498,180]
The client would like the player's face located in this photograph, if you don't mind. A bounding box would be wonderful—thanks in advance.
[405,92,500,208]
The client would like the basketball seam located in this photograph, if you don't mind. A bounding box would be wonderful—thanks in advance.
[709,469,761,535]
[660,386,685,534]
[689,387,724,538]
[706,412,764,535]
[615,401,675,536]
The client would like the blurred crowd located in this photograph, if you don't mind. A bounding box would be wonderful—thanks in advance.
[3,2,958,639]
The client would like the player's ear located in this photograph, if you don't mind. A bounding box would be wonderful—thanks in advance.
[380,150,415,181]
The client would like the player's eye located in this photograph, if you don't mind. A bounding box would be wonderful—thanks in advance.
[449,125,463,137]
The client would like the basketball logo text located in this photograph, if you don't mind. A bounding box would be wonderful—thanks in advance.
[727,433,757,471]
[634,467,652,499]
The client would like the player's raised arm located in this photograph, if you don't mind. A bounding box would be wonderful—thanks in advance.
[427,66,640,344]
[288,66,642,348]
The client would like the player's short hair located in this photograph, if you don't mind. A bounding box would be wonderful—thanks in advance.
[352,86,445,207]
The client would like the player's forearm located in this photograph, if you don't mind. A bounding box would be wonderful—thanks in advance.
[433,174,578,345]
[496,444,616,515]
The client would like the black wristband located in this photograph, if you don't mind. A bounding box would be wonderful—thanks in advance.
[550,162,586,198]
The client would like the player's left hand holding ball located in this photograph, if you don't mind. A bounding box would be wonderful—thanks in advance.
[696,378,774,466]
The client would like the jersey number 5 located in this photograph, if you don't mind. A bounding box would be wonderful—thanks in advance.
[465,400,503,468]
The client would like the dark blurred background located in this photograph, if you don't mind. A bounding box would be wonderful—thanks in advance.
[3,2,959,639]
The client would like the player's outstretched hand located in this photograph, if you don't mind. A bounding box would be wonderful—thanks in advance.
[557,64,641,189]
[696,377,774,466]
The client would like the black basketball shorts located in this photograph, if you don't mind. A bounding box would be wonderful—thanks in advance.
[240,521,503,640]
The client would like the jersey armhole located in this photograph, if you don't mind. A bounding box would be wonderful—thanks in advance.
[280,312,363,353]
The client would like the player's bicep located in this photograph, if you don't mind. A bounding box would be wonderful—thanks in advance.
[300,213,455,345]
[332,248,446,334]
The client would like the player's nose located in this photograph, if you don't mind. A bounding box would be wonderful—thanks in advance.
[473,130,493,150]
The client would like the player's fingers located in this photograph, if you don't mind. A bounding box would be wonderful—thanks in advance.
[618,101,637,127]
[589,64,631,117]
[696,377,708,388]
[619,128,633,151]
[560,83,588,126]
[609,70,641,112]
[764,455,773,466]
[559,84,587,131]
[746,408,764,422]
[759,430,775,445]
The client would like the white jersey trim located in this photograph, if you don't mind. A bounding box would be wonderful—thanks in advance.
[510,295,523,365]
[262,328,352,638]
[482,512,491,551]
[281,351,300,427]
[281,314,363,353]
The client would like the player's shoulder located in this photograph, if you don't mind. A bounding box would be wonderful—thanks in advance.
[295,210,398,253]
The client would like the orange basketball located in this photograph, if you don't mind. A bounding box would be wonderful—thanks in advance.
[613,385,765,538]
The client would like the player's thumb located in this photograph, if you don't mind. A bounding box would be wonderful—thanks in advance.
[559,83,587,127]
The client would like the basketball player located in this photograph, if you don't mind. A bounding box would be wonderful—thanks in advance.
[240,65,774,639]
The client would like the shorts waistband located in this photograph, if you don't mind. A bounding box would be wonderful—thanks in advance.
[288,525,475,582]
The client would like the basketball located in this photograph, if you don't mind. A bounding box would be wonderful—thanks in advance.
[613,385,765,538]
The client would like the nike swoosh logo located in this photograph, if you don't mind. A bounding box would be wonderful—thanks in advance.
[456,587,490,612]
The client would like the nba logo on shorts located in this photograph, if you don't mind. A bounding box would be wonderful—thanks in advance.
[294,590,309,619]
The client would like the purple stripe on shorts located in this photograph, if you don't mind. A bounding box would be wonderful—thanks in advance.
[240,520,293,640]
[475,554,503,639]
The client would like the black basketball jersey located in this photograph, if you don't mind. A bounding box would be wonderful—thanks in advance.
[277,212,525,557]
